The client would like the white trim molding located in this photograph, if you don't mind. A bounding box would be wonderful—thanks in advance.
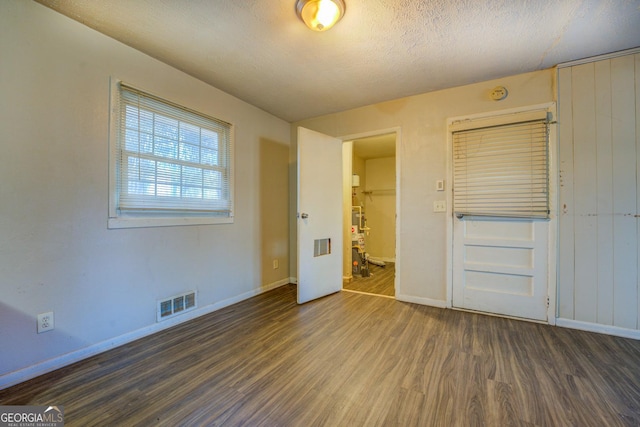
[556,318,640,341]
[0,279,289,390]
[557,47,640,68]
[396,294,447,308]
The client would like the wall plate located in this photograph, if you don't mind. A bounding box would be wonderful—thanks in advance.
[490,86,508,101]
[433,200,446,212]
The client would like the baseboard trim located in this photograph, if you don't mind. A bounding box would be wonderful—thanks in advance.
[396,294,447,308]
[261,278,291,292]
[0,279,289,390]
[341,289,395,299]
[289,276,298,284]
[556,318,640,340]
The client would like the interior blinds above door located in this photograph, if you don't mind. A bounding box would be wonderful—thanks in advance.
[452,115,550,219]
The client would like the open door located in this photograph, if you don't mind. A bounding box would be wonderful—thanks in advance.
[297,127,343,304]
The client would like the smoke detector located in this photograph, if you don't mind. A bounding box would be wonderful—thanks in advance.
[490,86,508,101]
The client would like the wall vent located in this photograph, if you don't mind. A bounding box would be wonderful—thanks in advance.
[157,291,197,322]
[314,238,331,257]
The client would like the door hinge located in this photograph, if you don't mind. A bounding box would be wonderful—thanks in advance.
[546,296,550,308]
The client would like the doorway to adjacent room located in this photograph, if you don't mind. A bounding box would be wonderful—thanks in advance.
[343,132,397,298]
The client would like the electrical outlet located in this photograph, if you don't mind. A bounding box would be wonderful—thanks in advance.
[37,311,54,333]
[273,259,279,269]
[433,200,447,212]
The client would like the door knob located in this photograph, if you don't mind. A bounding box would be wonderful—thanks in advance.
[300,213,309,219]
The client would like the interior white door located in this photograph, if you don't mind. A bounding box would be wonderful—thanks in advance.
[452,217,548,321]
[297,127,343,304]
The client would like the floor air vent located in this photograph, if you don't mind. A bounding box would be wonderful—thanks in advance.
[157,291,197,322]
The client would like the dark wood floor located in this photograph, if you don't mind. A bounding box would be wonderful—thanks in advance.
[343,262,395,296]
[2,285,640,426]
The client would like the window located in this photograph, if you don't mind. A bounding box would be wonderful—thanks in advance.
[452,110,550,219]
[109,81,233,228]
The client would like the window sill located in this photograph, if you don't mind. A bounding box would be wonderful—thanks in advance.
[108,216,233,229]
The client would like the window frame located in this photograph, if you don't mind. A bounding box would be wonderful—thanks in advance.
[108,78,234,229]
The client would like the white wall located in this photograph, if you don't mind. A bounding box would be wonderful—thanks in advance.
[0,1,290,387]
[352,154,367,208]
[291,69,556,305]
[558,51,640,336]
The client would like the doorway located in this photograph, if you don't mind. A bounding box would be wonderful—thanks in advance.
[342,133,397,297]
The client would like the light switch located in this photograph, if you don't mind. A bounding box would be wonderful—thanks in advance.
[436,180,445,191]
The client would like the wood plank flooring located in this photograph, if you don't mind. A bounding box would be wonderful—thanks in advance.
[343,262,395,296]
[1,285,640,426]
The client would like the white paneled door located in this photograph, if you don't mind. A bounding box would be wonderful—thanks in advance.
[297,127,343,304]
[452,217,549,321]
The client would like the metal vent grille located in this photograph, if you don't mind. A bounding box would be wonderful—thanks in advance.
[157,291,197,322]
[314,238,331,257]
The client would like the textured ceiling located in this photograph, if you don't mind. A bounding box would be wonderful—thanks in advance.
[36,0,640,122]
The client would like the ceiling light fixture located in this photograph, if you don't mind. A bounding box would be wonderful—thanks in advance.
[296,0,345,32]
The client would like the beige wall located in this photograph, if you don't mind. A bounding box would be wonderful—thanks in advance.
[291,68,556,304]
[1,1,290,387]
[363,157,396,260]
[352,154,367,207]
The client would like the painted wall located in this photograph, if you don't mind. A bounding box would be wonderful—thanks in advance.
[558,51,640,334]
[0,1,290,387]
[352,154,367,208]
[363,157,396,261]
[291,68,556,305]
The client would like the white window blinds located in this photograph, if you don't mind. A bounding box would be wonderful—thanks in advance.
[116,83,233,216]
[452,114,549,219]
